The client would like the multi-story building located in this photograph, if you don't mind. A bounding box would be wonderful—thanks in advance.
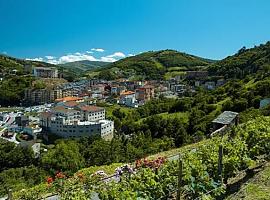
[119,91,138,108]
[40,104,113,140]
[24,88,63,105]
[33,67,58,78]
[78,105,105,121]
[24,89,51,105]
[135,85,155,102]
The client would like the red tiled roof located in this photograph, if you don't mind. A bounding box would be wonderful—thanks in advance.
[120,91,135,95]
[52,106,78,113]
[55,96,83,102]
[79,105,104,112]
[40,112,53,118]
[63,101,78,107]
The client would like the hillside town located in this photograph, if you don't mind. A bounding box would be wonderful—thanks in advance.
[0,65,229,158]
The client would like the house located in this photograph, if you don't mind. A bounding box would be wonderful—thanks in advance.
[205,81,216,90]
[55,96,83,103]
[119,91,138,108]
[212,111,239,131]
[135,85,155,102]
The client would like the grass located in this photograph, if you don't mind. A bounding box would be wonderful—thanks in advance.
[148,138,210,159]
[104,104,134,118]
[226,162,270,200]
[136,111,189,124]
[164,71,186,80]
[167,66,188,71]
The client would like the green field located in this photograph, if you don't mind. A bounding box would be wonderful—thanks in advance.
[137,111,189,124]
[164,71,186,80]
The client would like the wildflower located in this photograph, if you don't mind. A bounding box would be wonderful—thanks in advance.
[77,172,84,179]
[55,172,65,179]
[47,177,53,184]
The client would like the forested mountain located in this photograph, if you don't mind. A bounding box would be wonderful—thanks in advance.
[208,41,270,78]
[59,60,109,74]
[89,50,215,80]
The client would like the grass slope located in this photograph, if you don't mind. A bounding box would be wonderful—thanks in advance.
[226,162,270,200]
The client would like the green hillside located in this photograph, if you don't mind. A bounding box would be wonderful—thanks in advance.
[59,60,109,74]
[0,55,74,106]
[209,41,270,78]
[87,50,214,80]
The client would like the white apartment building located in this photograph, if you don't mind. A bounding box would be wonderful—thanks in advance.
[40,105,113,140]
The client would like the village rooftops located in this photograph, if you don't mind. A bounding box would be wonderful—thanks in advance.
[62,101,79,107]
[78,105,104,112]
[120,91,135,95]
[212,111,239,125]
[40,111,54,118]
[52,106,78,114]
[55,96,83,102]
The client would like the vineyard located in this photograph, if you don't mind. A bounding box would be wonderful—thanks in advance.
[13,116,270,200]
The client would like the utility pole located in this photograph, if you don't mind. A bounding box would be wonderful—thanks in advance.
[176,154,183,200]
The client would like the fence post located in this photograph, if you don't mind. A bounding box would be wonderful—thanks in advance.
[8,189,12,200]
[217,145,223,184]
[176,154,183,200]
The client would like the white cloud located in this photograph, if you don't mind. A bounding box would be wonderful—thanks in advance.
[107,52,126,58]
[45,56,55,60]
[26,49,128,64]
[46,59,59,65]
[58,54,98,63]
[26,57,44,62]
[91,48,105,52]
[128,53,135,57]
[100,56,117,62]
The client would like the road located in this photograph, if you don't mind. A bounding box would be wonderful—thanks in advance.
[0,112,19,144]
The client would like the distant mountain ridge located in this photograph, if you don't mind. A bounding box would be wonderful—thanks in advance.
[88,49,215,80]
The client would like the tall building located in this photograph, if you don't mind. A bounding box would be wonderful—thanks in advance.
[33,67,58,78]
[135,85,155,102]
[40,104,113,140]
[24,89,63,105]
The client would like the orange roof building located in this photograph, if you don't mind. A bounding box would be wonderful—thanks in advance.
[55,96,83,102]
[120,91,135,96]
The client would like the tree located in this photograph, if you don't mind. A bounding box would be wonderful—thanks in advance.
[0,139,35,172]
[41,141,85,174]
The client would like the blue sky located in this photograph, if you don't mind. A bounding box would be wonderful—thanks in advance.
[0,0,270,63]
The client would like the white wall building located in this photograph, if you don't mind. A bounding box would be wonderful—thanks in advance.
[40,105,113,140]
